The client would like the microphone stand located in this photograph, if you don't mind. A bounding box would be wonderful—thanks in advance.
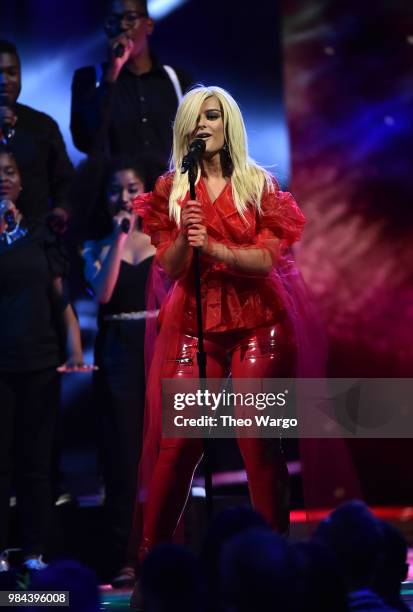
[187,161,213,520]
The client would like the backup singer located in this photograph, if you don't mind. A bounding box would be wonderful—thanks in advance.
[0,148,82,570]
[132,86,306,565]
[82,158,156,587]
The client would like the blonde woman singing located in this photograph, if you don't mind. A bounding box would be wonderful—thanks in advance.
[132,86,306,566]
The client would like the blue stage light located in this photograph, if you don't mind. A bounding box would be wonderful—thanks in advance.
[149,0,190,20]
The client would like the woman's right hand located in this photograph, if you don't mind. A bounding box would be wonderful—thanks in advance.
[113,210,134,238]
[181,200,204,232]
[0,200,19,234]
[0,200,10,232]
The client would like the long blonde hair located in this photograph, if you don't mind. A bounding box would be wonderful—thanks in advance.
[168,85,275,223]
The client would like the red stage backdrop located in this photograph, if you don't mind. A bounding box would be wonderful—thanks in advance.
[282,0,413,504]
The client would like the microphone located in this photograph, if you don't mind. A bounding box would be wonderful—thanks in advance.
[114,43,125,58]
[4,209,16,231]
[0,201,15,230]
[0,202,27,245]
[181,139,206,174]
[104,21,126,58]
[120,217,130,233]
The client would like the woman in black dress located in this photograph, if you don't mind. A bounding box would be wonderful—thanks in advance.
[81,157,156,587]
[0,148,83,572]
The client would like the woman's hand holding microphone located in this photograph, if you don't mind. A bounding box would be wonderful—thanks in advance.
[113,208,134,239]
[181,200,209,253]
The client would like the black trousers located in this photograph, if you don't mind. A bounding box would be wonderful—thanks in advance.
[0,368,60,555]
[94,320,146,568]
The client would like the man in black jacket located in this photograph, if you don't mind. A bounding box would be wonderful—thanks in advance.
[70,0,192,167]
[0,40,73,230]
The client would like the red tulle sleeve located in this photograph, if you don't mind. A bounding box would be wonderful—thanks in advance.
[256,183,306,262]
[131,191,153,218]
[133,173,178,261]
[143,175,176,245]
[143,174,178,261]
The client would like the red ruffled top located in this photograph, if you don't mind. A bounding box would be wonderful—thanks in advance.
[133,173,305,334]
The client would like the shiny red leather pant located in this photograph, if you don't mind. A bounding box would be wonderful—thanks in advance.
[139,322,295,560]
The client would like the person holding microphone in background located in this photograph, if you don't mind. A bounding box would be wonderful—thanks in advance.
[0,147,83,572]
[71,0,192,166]
[81,156,157,587]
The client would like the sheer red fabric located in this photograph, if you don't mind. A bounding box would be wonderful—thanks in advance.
[129,173,361,553]
[136,173,306,334]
